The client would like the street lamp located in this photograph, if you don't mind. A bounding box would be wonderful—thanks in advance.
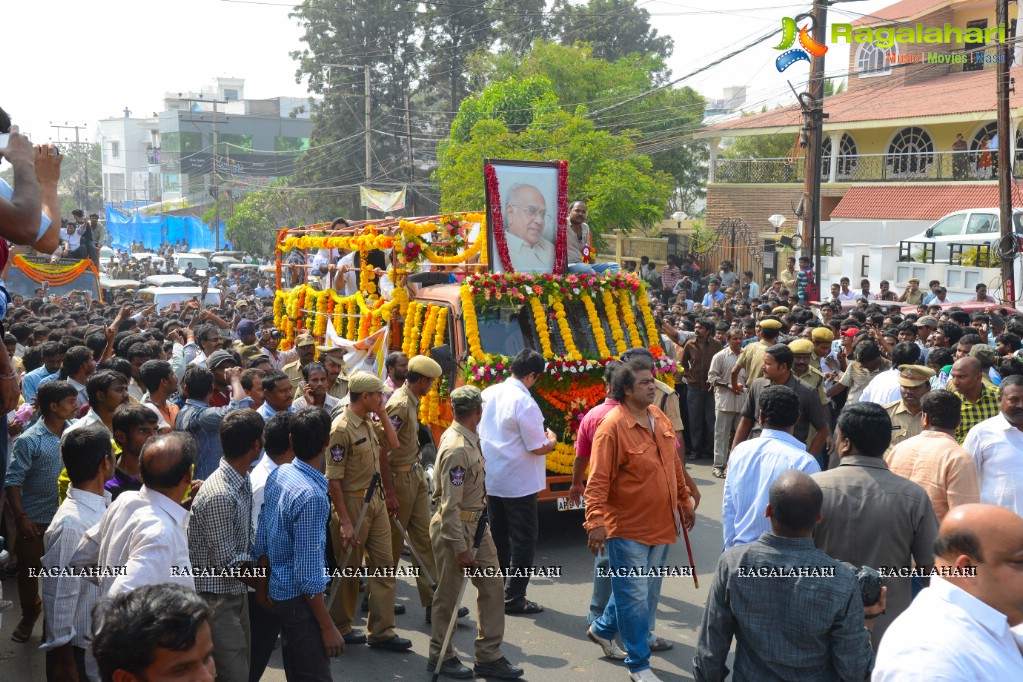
[672,210,688,228]
[768,214,786,230]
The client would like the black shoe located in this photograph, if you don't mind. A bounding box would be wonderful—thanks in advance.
[361,597,406,615]
[426,656,474,679]
[473,656,524,679]
[425,605,470,624]
[342,629,367,644]
[367,635,412,651]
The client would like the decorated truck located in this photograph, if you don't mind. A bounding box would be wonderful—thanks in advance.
[5,255,100,300]
[272,161,673,506]
[273,214,673,505]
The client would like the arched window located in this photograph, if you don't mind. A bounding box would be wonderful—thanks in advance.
[856,42,898,76]
[887,127,934,176]
[821,133,859,180]
[968,122,1023,178]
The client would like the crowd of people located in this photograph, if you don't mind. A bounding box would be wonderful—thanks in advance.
[4,101,1023,681]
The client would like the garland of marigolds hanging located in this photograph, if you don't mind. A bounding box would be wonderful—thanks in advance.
[272,285,407,349]
[13,255,98,287]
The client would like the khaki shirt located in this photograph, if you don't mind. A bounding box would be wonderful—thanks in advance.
[283,359,304,393]
[794,365,828,405]
[328,374,349,400]
[654,379,684,433]
[883,400,924,459]
[385,384,422,466]
[432,422,487,554]
[326,407,383,493]
[735,340,770,385]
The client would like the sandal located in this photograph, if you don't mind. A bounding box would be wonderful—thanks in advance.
[712,469,727,479]
[505,600,544,615]
[11,619,34,643]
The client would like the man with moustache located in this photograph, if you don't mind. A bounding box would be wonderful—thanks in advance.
[503,184,554,272]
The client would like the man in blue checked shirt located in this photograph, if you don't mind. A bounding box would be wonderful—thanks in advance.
[252,408,342,681]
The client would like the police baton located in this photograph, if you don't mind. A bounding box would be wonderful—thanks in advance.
[391,517,437,589]
[326,472,380,610]
[431,510,489,682]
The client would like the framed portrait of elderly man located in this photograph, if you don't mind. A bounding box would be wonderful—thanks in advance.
[484,159,568,274]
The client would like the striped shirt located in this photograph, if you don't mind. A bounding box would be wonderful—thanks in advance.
[251,458,329,600]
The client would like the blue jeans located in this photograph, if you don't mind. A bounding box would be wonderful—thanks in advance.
[592,262,619,274]
[592,539,669,673]
[588,552,662,646]
[568,263,596,274]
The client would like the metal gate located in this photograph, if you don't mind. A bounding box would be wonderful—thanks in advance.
[688,218,766,287]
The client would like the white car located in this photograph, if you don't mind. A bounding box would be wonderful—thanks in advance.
[906,208,1023,259]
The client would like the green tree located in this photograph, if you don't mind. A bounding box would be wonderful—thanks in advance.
[492,0,550,55]
[419,0,494,113]
[438,77,673,237]
[204,181,314,255]
[290,0,421,218]
[552,0,673,62]
[57,142,102,214]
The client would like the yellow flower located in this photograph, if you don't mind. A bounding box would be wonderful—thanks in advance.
[433,307,448,347]
[461,287,488,362]
[582,295,611,358]
[602,291,628,354]
[546,443,576,475]
[529,296,554,358]
[550,296,581,361]
[619,291,643,348]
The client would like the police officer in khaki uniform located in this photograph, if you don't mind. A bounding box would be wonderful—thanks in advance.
[428,386,524,680]
[385,354,466,623]
[789,339,828,406]
[319,345,350,400]
[731,317,783,390]
[883,364,934,459]
[283,334,317,392]
[326,370,412,651]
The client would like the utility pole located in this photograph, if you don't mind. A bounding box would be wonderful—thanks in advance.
[996,0,1015,305]
[799,0,828,298]
[325,63,373,219]
[404,93,415,215]
[51,122,89,210]
[180,96,228,249]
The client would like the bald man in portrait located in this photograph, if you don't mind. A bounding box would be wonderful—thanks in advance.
[503,183,555,272]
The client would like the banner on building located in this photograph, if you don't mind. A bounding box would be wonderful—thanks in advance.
[359,185,406,213]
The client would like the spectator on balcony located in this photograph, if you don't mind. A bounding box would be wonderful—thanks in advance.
[979,135,993,178]
[875,280,898,301]
[857,279,874,301]
[952,133,968,179]
[898,278,925,305]
[973,283,998,304]
[922,280,943,304]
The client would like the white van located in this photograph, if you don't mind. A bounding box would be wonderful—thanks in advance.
[144,274,195,288]
[906,208,1023,257]
[138,286,222,309]
[172,253,210,276]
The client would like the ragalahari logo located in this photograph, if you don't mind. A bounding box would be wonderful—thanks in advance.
[774,16,828,72]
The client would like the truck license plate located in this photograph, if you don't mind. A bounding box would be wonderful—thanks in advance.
[557,496,584,512]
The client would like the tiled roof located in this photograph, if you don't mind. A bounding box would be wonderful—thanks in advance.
[699,66,1023,135]
[850,0,952,27]
[830,183,1000,220]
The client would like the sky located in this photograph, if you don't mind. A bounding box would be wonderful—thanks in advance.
[4,0,896,147]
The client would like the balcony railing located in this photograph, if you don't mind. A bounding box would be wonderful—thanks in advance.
[716,150,1022,184]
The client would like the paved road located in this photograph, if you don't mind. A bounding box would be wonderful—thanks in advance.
[0,459,727,681]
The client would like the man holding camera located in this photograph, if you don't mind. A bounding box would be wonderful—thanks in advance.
[812,403,939,645]
[694,470,885,681]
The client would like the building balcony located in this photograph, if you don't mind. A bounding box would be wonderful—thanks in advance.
[715,150,1018,184]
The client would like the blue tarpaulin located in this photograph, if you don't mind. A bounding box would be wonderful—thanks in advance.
[104,205,227,251]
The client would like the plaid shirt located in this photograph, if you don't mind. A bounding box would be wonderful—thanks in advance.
[251,458,329,600]
[187,458,253,594]
[951,384,1001,444]
[4,419,66,524]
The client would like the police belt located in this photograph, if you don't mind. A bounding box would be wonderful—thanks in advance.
[344,485,384,500]
[459,509,484,522]
[391,462,422,473]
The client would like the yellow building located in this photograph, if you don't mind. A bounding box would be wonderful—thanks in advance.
[696,0,1023,237]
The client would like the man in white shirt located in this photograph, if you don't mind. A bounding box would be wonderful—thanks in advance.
[837,277,858,302]
[874,503,1023,680]
[41,426,114,681]
[962,375,1023,517]
[859,342,922,406]
[707,327,746,478]
[722,386,820,549]
[480,349,558,614]
[566,200,594,274]
[71,432,196,596]
[502,184,555,272]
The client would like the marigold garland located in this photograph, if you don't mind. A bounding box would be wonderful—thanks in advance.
[432,307,448,348]
[581,295,611,358]
[420,305,441,355]
[550,296,582,361]
[602,290,629,354]
[460,287,488,363]
[546,443,576,475]
[618,290,644,348]
[529,297,554,357]
[14,255,99,287]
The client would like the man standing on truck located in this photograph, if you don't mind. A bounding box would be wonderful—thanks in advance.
[480,348,558,615]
